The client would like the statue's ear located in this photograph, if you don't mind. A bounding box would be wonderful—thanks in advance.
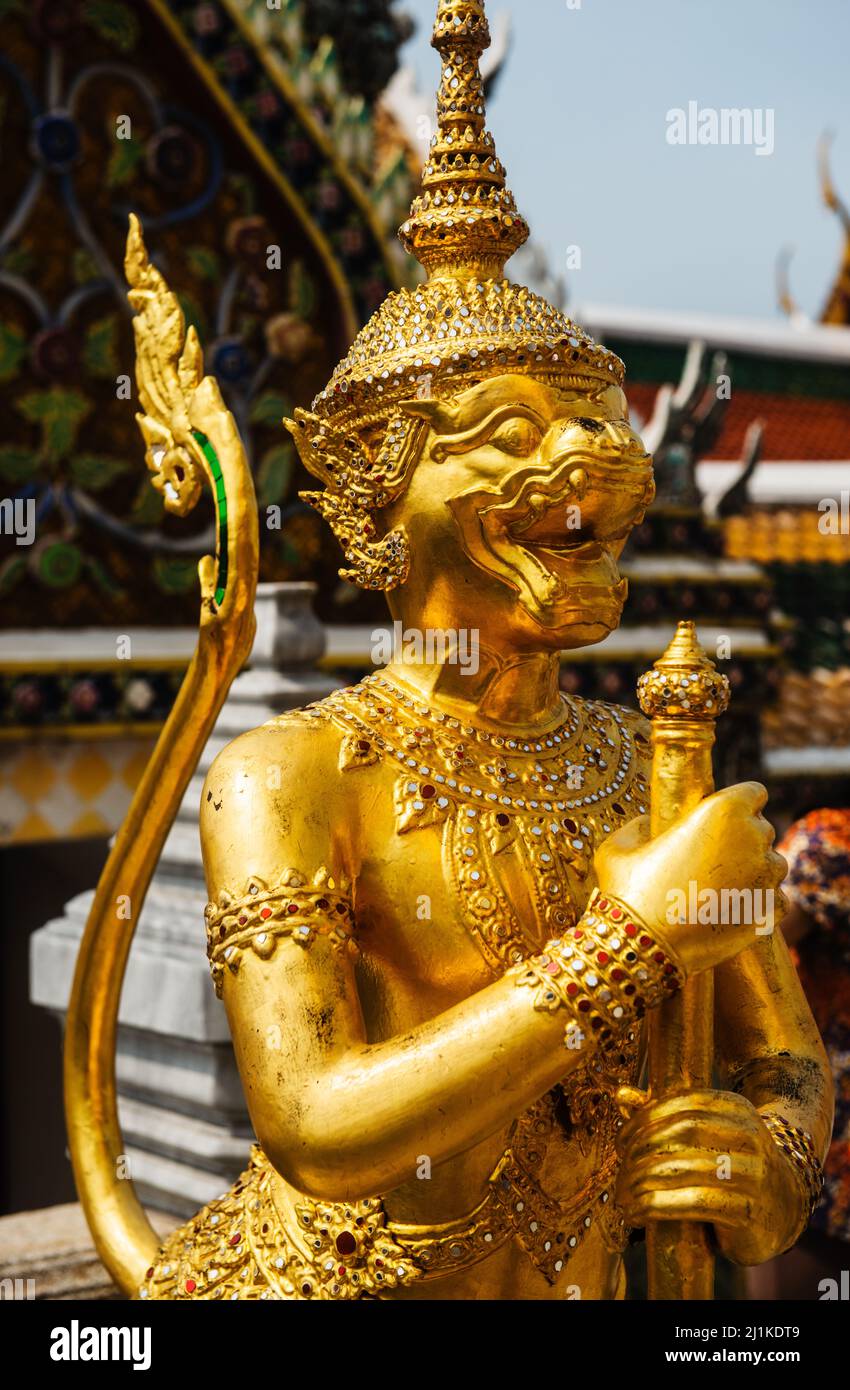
[397,397,460,434]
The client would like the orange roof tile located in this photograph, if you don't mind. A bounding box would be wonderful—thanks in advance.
[626,383,850,461]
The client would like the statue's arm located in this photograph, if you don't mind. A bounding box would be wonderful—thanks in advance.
[715,929,833,1154]
[199,724,675,1203]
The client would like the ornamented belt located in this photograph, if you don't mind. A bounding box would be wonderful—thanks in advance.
[387,1147,625,1285]
[140,1092,632,1301]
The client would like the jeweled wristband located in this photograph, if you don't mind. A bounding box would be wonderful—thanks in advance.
[512,889,683,1050]
[761,1111,825,1221]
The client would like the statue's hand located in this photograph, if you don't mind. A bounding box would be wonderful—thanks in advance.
[615,1089,807,1264]
[594,782,786,978]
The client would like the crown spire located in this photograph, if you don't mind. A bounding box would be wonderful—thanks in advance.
[399,0,529,282]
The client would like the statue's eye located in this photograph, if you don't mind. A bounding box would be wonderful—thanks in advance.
[487,418,542,457]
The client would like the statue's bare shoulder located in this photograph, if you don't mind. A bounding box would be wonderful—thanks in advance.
[199,700,350,886]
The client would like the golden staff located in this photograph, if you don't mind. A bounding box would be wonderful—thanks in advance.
[63,215,258,1295]
[636,621,730,1300]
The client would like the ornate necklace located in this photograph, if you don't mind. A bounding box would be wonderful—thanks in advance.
[321,673,647,816]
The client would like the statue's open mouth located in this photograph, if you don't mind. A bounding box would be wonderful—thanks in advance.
[448,451,650,631]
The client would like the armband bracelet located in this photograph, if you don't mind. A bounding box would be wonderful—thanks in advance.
[512,889,684,1051]
[205,866,356,997]
[761,1112,825,1222]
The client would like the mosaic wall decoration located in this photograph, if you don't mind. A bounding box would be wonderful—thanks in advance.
[0,0,412,631]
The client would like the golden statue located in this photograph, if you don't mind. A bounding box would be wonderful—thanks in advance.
[65,0,831,1302]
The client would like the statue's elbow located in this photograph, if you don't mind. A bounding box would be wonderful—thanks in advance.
[257,1116,386,1204]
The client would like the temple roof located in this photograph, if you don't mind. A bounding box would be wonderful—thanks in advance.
[580,304,850,463]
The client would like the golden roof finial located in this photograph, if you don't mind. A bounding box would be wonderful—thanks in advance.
[399,0,529,281]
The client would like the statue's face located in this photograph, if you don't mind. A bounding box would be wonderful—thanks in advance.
[387,374,654,651]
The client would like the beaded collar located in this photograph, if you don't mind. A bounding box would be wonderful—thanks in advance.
[315,673,648,819]
[299,675,651,970]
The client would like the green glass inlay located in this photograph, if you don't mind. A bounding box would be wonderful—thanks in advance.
[192,429,228,605]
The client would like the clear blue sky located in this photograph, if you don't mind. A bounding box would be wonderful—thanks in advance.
[400,0,850,321]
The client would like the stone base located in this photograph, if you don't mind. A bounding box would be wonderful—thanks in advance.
[0,1203,173,1301]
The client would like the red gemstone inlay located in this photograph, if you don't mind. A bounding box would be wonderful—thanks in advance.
[338,1266,346,1277]
[421,784,436,798]
[229,1233,241,1246]
[578,999,591,1012]
[639,934,652,948]
[611,967,625,982]
[238,916,247,926]
[146,1268,154,1279]
[596,950,609,965]
[287,903,298,914]
[653,951,665,965]
[573,930,583,940]
[545,960,561,975]
[185,1278,196,1293]
[625,922,637,936]
[335,1230,357,1256]
[566,982,579,996]
[610,907,623,920]
[597,898,609,911]
[260,907,272,920]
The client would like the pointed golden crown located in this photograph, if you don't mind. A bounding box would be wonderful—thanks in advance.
[399,0,528,280]
[289,0,626,589]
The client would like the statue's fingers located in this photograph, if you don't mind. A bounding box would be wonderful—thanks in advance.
[621,1186,751,1228]
[617,1088,744,1143]
[617,1151,762,1197]
[619,1110,761,1165]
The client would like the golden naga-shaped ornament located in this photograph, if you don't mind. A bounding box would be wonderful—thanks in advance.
[63,217,258,1292]
[66,1,830,1302]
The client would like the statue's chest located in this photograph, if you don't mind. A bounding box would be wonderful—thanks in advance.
[326,678,650,982]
